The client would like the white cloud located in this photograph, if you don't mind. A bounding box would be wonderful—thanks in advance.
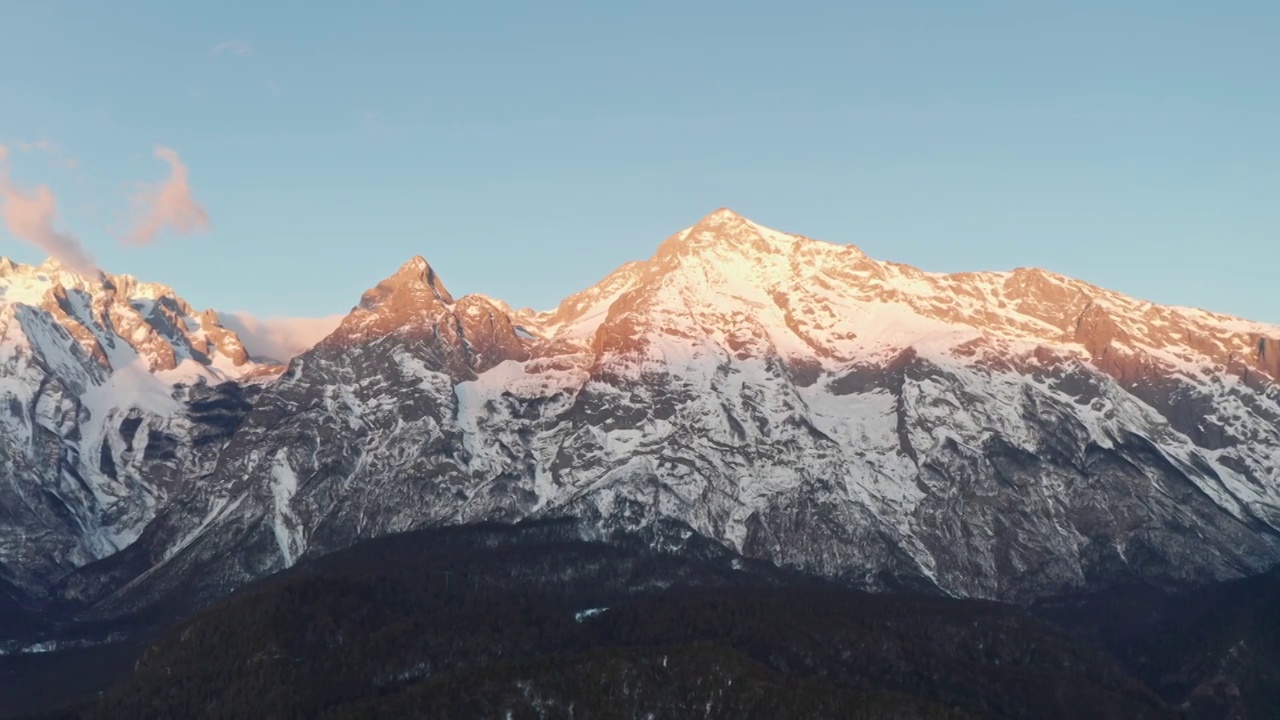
[218,313,344,361]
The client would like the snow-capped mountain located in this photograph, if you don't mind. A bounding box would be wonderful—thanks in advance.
[0,257,276,594]
[7,210,1280,619]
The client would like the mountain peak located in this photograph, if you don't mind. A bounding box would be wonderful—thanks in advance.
[699,207,747,224]
[652,208,765,261]
[397,255,432,275]
[646,210,835,277]
[327,256,457,344]
[687,207,758,237]
[368,255,453,302]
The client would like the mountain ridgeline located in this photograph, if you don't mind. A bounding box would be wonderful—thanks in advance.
[3,209,1280,610]
[2,210,1280,715]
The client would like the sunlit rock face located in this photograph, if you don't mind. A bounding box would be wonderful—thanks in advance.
[7,210,1280,617]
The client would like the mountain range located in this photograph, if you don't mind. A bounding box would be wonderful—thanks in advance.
[2,208,1279,638]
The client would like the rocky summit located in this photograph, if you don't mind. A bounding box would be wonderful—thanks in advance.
[3,210,1280,626]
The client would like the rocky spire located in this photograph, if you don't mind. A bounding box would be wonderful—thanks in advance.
[358,256,454,311]
[323,256,459,346]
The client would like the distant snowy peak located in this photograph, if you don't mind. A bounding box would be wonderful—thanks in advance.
[651,207,835,264]
[0,255,266,382]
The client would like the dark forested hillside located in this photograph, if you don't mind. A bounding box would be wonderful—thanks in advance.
[17,520,1174,720]
[1038,568,1280,720]
[8,520,1280,718]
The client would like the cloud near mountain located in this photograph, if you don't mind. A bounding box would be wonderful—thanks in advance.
[218,311,345,361]
[0,149,97,274]
[124,146,210,246]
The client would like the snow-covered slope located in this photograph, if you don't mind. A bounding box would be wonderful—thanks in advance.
[0,258,278,594]
[11,209,1280,618]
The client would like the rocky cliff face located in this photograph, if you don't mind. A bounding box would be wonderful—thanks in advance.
[6,210,1280,622]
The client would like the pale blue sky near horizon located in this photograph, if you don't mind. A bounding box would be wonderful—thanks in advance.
[0,1,1276,321]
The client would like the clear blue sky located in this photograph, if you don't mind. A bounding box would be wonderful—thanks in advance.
[1,1,1276,321]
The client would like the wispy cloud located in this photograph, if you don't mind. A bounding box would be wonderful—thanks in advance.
[218,313,344,361]
[210,40,253,57]
[0,150,97,274]
[123,147,210,246]
[12,137,78,170]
